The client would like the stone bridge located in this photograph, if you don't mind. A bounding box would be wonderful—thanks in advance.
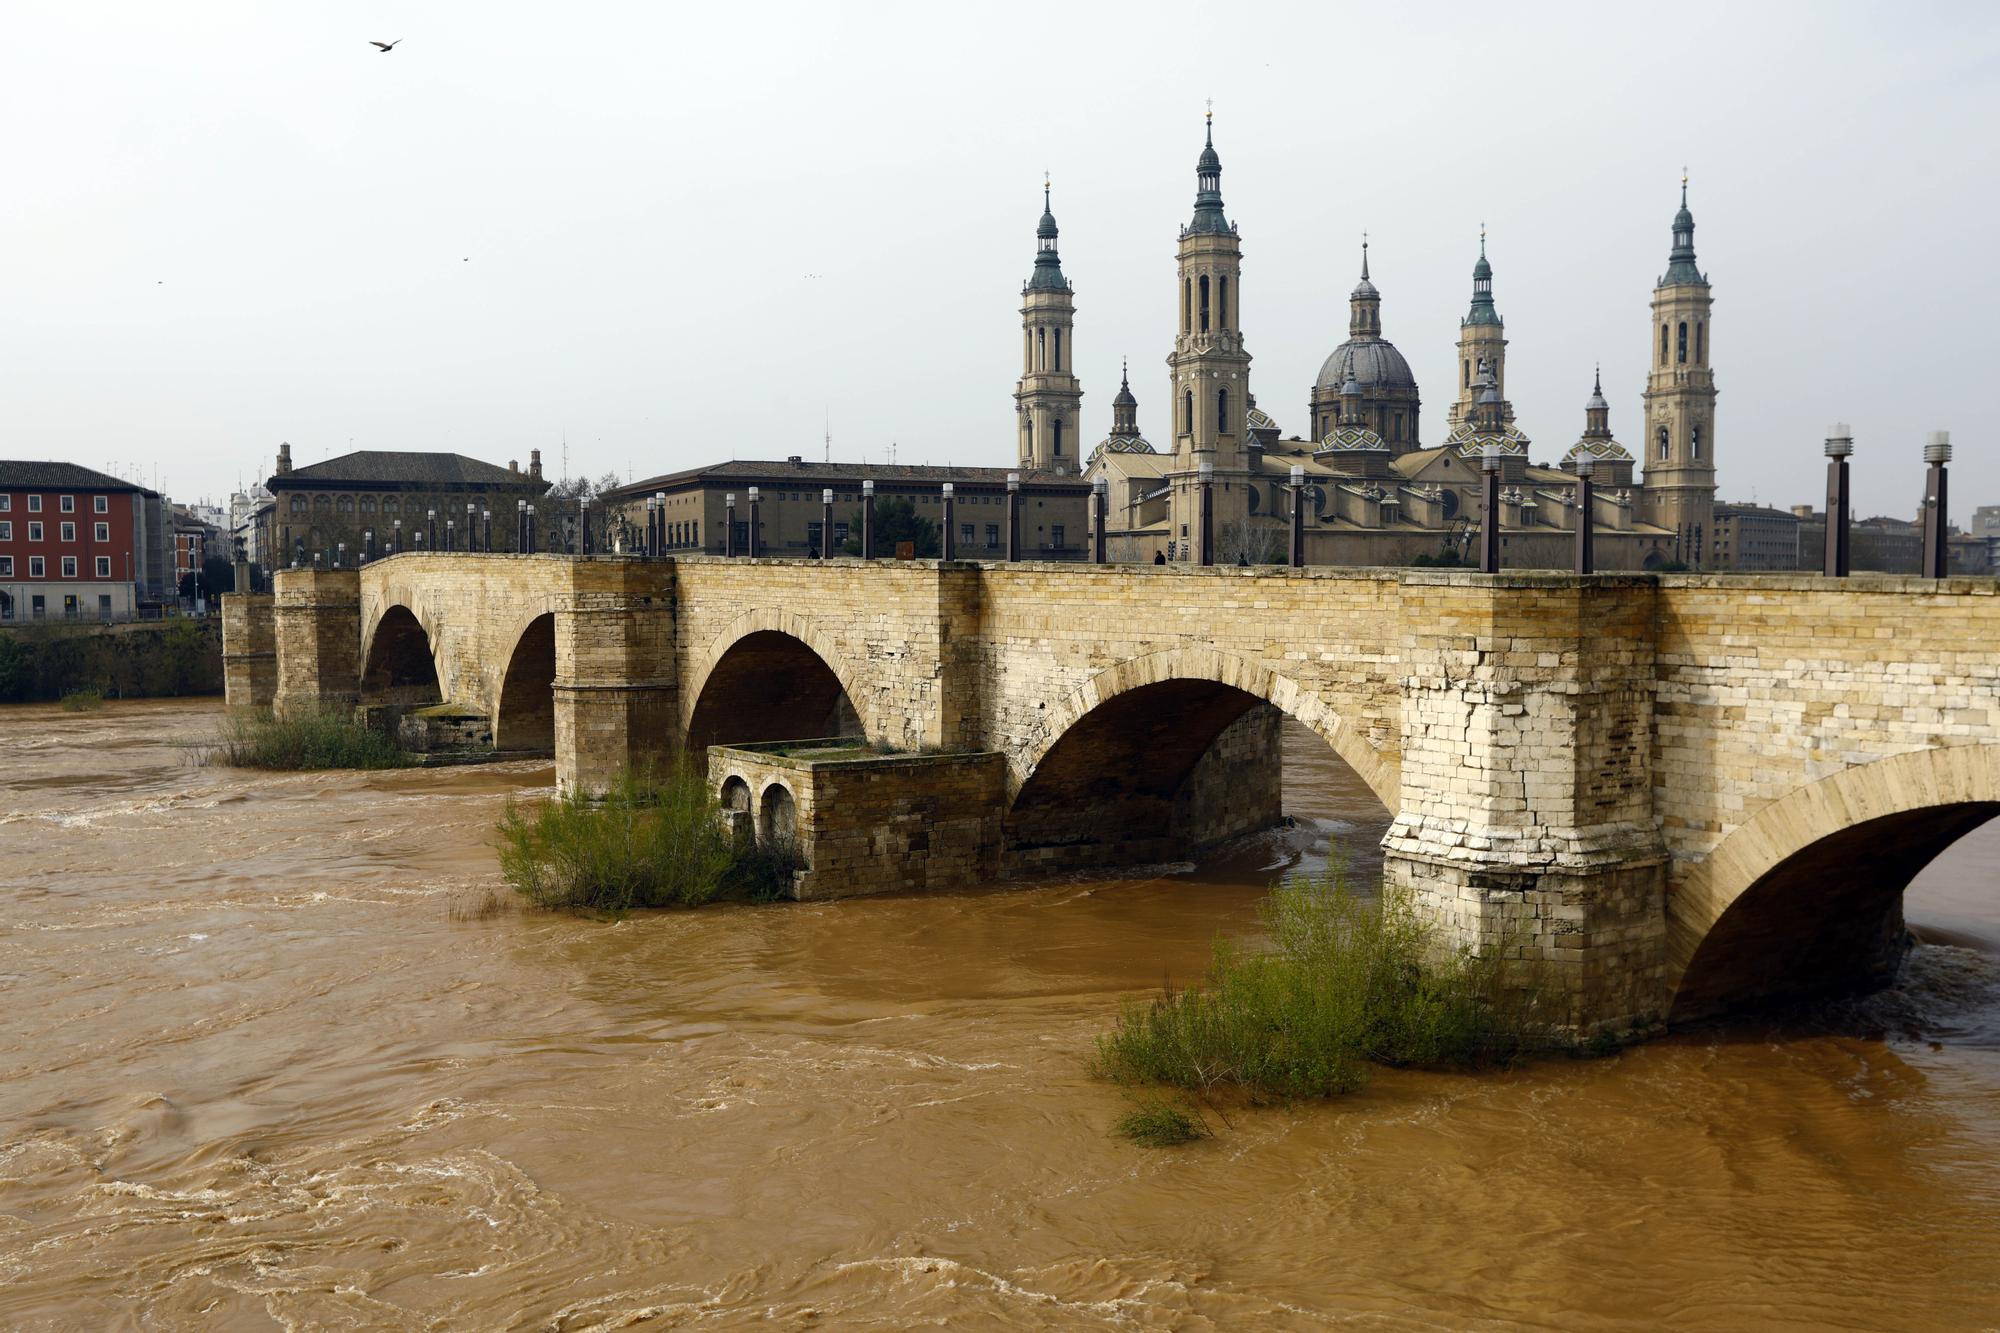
[227,554,2000,1035]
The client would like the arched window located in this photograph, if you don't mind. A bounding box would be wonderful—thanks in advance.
[1463,359,1471,389]
[1052,419,1064,457]
[1183,390,1194,435]
[338,495,354,513]
[1677,321,1688,364]
[1198,275,1211,332]
[1217,388,1229,433]
[1053,327,1062,371]
[1024,417,1034,452]
[1037,327,1046,370]
[1393,411,1404,441]
[1658,426,1670,460]
[1690,423,1702,459]
[1661,323,1669,365]
[1219,275,1229,330]
[1182,279,1191,333]
[1696,321,1706,364]
[290,496,307,514]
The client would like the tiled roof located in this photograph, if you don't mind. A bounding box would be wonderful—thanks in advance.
[0,460,147,492]
[279,451,540,488]
[608,459,1089,501]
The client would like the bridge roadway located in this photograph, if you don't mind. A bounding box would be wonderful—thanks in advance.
[225,553,2000,1036]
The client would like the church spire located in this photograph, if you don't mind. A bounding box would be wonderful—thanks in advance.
[1662,170,1704,287]
[1026,177,1069,291]
[1187,106,1230,236]
[1112,357,1138,434]
[1464,225,1501,326]
[1348,234,1381,337]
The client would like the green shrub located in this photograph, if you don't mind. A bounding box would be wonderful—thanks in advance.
[213,706,410,770]
[729,835,804,903]
[59,689,105,712]
[1095,870,1545,1103]
[498,763,747,913]
[1112,1095,1210,1147]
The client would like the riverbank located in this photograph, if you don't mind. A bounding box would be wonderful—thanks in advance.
[3,699,1997,1328]
[0,617,221,703]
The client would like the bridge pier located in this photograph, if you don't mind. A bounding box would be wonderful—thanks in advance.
[221,592,277,708]
[1385,574,1670,1037]
[553,560,678,794]
[271,569,362,717]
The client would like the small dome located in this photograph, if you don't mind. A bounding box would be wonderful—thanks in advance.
[1567,437,1633,464]
[1244,405,1280,435]
[1088,433,1156,465]
[1316,424,1390,455]
[1315,338,1417,392]
[1442,419,1531,459]
[1112,378,1137,410]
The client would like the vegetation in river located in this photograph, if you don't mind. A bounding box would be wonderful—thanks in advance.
[213,705,411,770]
[0,619,220,704]
[1111,1095,1211,1147]
[497,763,795,914]
[59,689,105,712]
[1095,869,1548,1110]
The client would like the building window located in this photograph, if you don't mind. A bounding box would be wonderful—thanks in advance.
[1182,278,1191,332]
[1691,424,1702,459]
[291,496,307,514]
[28,495,42,512]
[1198,274,1210,331]
[1050,524,1065,549]
[1392,411,1404,441]
[28,522,43,542]
[30,556,45,577]
[1052,419,1063,456]
[1677,321,1688,364]
[62,557,78,578]
[95,556,111,577]
[60,522,75,542]
[985,523,1000,549]
[94,522,109,541]
[1658,426,1670,460]
[0,495,9,511]
[1463,360,1471,388]
[338,495,354,513]
[1217,388,1229,433]
[1219,275,1229,329]
[94,495,108,513]
[60,495,75,513]
[1053,327,1062,371]
[1696,321,1706,364]
[361,497,375,514]
[1037,327,1046,369]
[0,522,8,540]
[0,557,11,576]
[99,595,112,616]
[960,522,974,545]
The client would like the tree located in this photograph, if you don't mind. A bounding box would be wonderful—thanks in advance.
[1217,520,1285,566]
[841,496,938,558]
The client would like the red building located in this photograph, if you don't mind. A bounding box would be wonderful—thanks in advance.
[0,461,153,621]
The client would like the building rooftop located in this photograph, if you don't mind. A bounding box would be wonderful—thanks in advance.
[277,450,541,489]
[0,460,150,493]
[609,459,1088,501]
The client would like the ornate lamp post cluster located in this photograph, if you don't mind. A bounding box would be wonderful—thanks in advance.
[1817,426,1954,580]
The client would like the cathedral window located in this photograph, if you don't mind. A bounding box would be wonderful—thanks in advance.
[1183,390,1194,435]
[1463,360,1470,389]
[1696,321,1706,364]
[1183,279,1191,333]
[1661,324,1669,365]
[1053,328,1062,370]
[1053,420,1064,456]
[1393,412,1404,441]
[1677,321,1688,364]
[1217,388,1229,433]
[1024,418,1033,451]
[1219,276,1229,330]
[1198,275,1210,332]
[1037,327,1046,370]
[1690,424,1701,459]
[1658,426,1670,460]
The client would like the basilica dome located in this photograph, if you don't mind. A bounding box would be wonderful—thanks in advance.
[1314,338,1418,393]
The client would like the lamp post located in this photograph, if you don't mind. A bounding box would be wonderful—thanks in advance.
[1006,472,1021,562]
[482,509,491,554]
[446,519,456,553]
[861,480,875,559]
[941,483,956,560]
[364,528,375,563]
[466,503,477,553]
[1922,429,1952,579]
[579,496,591,555]
[527,504,537,554]
[746,487,761,558]
[426,508,437,551]
[391,520,401,556]
[1479,441,1503,573]
[334,541,345,570]
[654,491,667,555]
[1824,425,1852,578]
[1093,475,1109,564]
[645,496,657,557]
[725,493,737,556]
[515,499,526,552]
[1288,464,1306,569]
[821,488,835,559]
[1197,461,1214,567]
[1573,454,1595,576]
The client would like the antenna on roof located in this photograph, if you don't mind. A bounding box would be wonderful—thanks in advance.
[824,407,831,464]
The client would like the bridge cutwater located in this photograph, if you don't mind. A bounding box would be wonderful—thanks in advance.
[224,554,2000,1038]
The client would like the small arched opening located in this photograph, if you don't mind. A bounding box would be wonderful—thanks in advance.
[361,606,441,706]
[495,613,556,753]
[759,782,798,846]
[686,630,862,755]
[719,776,751,812]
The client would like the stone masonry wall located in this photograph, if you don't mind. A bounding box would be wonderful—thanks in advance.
[1171,703,1285,849]
[221,592,276,708]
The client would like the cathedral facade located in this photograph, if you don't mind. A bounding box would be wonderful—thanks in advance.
[1046,117,1718,571]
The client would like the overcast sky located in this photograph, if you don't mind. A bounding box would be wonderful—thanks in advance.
[3,2,1994,517]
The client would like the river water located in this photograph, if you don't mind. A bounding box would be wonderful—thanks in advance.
[3,699,1998,1330]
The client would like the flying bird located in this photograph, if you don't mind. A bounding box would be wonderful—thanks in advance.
[369,40,401,53]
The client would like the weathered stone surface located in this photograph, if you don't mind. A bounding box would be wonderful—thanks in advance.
[221,592,276,708]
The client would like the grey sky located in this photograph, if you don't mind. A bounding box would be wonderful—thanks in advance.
[4,1,1994,518]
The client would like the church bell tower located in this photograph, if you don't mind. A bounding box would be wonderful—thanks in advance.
[1167,110,1253,558]
[1448,229,1512,426]
[1015,181,1082,475]
[1640,176,1718,566]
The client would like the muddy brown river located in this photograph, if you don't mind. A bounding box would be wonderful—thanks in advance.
[3,699,1999,1329]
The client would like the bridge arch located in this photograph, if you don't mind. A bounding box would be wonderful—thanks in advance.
[495,613,557,752]
[683,610,872,755]
[1667,744,2000,1021]
[1006,647,1398,871]
[359,603,443,706]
